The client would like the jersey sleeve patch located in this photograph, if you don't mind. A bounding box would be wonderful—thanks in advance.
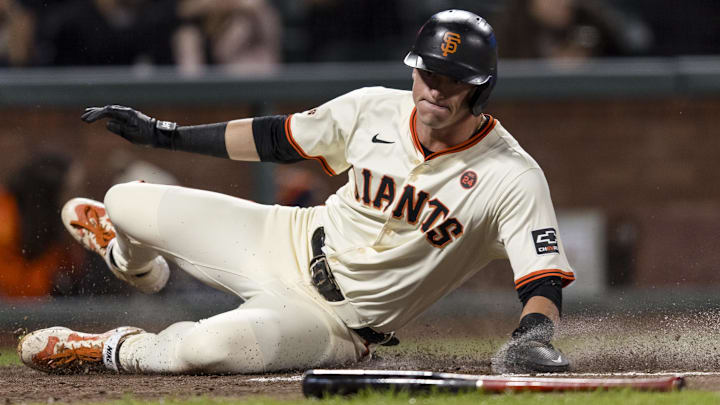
[514,269,575,289]
[531,227,559,255]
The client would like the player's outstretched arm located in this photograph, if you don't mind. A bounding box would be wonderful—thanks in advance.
[81,105,261,161]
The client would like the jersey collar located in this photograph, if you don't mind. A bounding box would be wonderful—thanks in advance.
[409,107,496,161]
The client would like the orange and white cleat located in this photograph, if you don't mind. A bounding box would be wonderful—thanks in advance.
[61,197,116,257]
[17,326,144,373]
[61,198,169,293]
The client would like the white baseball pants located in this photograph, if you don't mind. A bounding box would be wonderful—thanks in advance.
[102,182,366,374]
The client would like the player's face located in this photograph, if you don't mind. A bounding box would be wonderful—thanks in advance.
[412,69,475,129]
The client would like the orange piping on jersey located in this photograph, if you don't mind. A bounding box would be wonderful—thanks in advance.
[408,107,497,161]
[284,114,336,176]
[514,269,576,289]
[409,108,424,156]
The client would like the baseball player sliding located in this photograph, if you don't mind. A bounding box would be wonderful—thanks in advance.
[18,10,575,375]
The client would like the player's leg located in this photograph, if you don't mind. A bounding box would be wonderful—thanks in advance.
[36,182,365,374]
[18,292,368,374]
[102,181,316,298]
[18,292,365,374]
[119,292,365,373]
[64,182,316,298]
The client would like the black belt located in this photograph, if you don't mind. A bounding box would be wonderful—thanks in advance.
[310,227,398,346]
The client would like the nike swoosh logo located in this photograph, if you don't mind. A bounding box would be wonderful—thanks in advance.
[372,134,394,144]
[550,355,564,363]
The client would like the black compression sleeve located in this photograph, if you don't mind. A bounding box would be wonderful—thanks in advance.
[517,276,563,315]
[512,313,554,343]
[172,123,229,158]
[252,115,304,163]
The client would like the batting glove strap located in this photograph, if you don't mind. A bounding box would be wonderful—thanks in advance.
[153,119,177,149]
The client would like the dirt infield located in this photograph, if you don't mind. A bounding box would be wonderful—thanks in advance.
[5,311,720,403]
[3,350,494,403]
[0,365,301,403]
[4,362,720,404]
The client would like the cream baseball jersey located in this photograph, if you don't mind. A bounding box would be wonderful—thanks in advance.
[286,86,575,331]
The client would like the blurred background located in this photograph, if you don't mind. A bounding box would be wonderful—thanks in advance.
[0,0,719,336]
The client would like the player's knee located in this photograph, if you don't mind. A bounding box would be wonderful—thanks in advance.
[104,183,136,228]
[175,320,266,373]
[104,182,167,238]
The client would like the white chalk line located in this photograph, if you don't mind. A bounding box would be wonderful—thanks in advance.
[538,371,720,377]
[246,371,720,382]
[247,375,303,382]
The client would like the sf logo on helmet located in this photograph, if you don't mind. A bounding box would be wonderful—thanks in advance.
[441,32,461,56]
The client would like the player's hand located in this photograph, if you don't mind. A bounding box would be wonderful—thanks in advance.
[492,317,570,373]
[81,105,176,148]
[497,338,570,374]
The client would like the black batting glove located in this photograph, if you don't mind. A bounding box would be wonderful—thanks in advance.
[81,105,177,149]
[493,313,570,374]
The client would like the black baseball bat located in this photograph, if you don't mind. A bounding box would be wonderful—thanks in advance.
[302,369,685,398]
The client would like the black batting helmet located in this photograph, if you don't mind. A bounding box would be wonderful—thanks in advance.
[404,9,498,115]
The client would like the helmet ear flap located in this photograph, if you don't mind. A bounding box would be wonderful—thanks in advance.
[469,78,496,116]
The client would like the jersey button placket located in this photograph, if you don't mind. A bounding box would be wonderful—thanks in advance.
[374,227,394,246]
[408,162,427,182]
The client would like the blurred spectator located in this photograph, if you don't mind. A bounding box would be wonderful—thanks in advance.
[495,0,652,60]
[34,0,179,66]
[304,0,405,62]
[620,0,720,56]
[174,0,281,74]
[0,0,36,66]
[0,151,86,298]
